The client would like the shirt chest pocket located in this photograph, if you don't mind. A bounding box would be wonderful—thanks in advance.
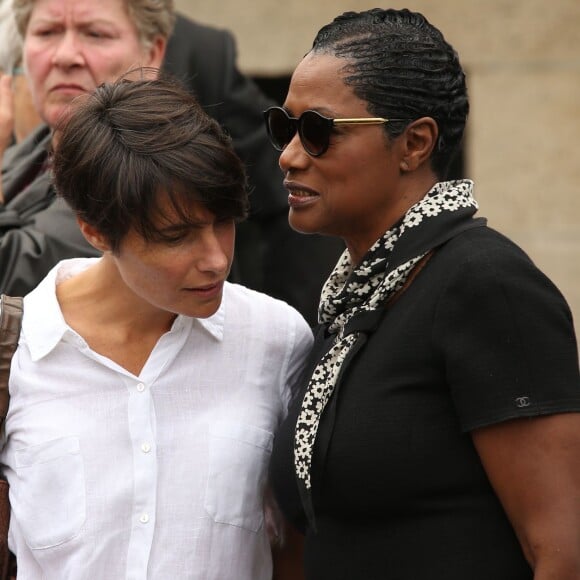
[204,422,273,532]
[12,436,86,550]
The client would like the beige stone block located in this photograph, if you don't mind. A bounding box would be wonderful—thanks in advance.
[469,69,580,336]
[174,0,580,74]
[514,233,580,337]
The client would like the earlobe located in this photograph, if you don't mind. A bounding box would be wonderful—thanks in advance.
[77,218,111,252]
[400,117,438,172]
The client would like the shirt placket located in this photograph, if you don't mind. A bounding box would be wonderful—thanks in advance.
[125,378,157,579]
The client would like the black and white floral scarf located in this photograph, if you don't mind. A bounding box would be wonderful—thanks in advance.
[294,179,480,524]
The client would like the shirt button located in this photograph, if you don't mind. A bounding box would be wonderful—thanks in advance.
[136,383,145,392]
[141,442,151,453]
[139,513,149,524]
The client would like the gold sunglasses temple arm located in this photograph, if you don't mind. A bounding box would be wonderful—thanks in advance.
[332,118,389,126]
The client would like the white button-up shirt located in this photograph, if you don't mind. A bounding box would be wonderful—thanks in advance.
[1,259,313,579]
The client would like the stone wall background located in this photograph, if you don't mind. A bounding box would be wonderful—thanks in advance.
[176,0,580,341]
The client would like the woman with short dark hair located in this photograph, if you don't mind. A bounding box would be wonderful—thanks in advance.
[53,77,248,253]
[0,76,313,579]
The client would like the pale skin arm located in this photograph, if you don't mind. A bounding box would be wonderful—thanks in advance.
[0,73,15,204]
[472,412,580,579]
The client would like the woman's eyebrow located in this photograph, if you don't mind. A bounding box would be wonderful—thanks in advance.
[156,221,205,234]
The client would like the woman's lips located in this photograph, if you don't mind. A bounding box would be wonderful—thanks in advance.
[284,181,320,208]
[184,281,223,298]
[288,192,319,208]
[50,84,86,96]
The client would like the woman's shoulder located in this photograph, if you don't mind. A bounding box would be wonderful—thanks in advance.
[438,224,533,265]
[431,224,567,304]
[221,283,314,362]
[224,282,312,329]
[2,124,51,171]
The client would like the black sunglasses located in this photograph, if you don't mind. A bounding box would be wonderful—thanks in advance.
[263,106,406,157]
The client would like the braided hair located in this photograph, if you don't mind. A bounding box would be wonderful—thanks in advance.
[312,8,468,179]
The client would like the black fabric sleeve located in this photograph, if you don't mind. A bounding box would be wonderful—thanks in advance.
[433,236,580,431]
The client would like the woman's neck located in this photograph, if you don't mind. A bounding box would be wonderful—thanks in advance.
[56,257,177,375]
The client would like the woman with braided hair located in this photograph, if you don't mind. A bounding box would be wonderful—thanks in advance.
[266,8,580,579]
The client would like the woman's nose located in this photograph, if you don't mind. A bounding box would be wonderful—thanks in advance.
[197,230,231,275]
[51,32,85,68]
[279,132,309,173]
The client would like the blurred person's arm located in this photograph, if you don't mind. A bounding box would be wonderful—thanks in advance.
[265,485,305,580]
[0,74,14,203]
[272,523,305,580]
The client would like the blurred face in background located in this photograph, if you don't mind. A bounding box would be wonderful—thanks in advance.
[23,0,165,127]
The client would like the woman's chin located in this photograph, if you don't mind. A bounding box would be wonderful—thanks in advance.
[288,219,320,235]
[288,210,323,235]
[44,102,77,130]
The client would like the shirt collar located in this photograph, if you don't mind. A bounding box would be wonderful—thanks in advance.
[190,286,226,341]
[23,259,90,362]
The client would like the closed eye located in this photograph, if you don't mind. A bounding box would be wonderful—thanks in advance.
[84,28,113,39]
[154,225,199,245]
[32,26,61,37]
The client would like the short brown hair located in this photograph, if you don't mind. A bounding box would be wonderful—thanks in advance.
[52,74,249,252]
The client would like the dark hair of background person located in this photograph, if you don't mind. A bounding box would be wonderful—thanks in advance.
[304,8,469,180]
[52,75,249,253]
